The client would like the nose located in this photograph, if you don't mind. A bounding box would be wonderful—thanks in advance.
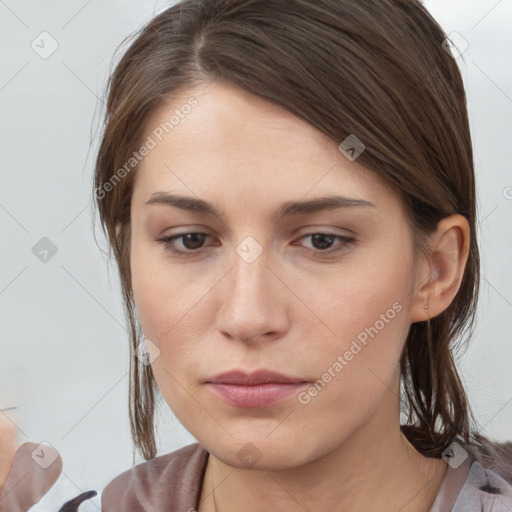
[214,239,290,344]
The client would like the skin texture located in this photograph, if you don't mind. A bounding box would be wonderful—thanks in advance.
[129,81,470,511]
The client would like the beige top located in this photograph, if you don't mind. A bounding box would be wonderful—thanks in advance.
[100,442,512,511]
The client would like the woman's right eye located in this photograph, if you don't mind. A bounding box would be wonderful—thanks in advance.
[156,232,211,257]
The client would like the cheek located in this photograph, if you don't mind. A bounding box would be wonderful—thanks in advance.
[130,237,181,364]
[130,250,204,416]
[130,244,166,339]
[293,244,414,403]
[130,239,216,372]
[296,242,413,346]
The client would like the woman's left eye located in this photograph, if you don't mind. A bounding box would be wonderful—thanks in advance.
[156,232,356,258]
[295,233,356,254]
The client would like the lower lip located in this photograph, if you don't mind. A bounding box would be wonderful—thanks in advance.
[206,382,307,408]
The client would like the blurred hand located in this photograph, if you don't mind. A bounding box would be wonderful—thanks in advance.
[0,411,97,512]
[0,409,64,511]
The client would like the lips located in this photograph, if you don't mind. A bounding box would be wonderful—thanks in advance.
[205,369,308,408]
[206,369,307,386]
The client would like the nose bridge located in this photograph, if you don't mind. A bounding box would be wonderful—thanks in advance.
[233,238,268,298]
[216,235,287,342]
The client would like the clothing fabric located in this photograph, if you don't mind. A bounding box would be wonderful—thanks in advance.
[430,455,512,511]
[100,442,512,511]
[101,443,208,511]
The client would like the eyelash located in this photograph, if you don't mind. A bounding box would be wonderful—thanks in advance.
[156,232,356,258]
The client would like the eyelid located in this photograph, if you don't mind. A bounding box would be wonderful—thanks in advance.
[292,232,356,254]
[156,232,215,257]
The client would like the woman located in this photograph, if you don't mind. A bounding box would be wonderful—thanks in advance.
[93,0,512,510]
[3,0,510,511]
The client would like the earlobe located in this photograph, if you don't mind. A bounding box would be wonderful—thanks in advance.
[409,214,470,324]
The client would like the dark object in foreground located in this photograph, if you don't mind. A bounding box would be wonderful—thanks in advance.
[58,490,98,511]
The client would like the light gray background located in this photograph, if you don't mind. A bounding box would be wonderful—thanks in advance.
[0,1,511,510]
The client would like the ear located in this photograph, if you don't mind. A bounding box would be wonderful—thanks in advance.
[409,214,470,323]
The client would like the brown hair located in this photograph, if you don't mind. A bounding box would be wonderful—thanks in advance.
[93,0,510,477]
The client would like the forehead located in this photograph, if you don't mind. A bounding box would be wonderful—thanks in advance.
[132,81,401,215]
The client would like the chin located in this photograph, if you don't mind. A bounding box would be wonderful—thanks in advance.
[199,431,325,471]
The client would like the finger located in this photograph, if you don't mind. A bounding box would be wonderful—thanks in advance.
[0,412,19,488]
[0,442,62,512]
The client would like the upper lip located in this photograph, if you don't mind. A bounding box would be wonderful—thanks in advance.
[206,370,307,385]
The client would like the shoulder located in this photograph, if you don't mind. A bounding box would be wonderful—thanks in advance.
[452,460,512,512]
[101,442,209,512]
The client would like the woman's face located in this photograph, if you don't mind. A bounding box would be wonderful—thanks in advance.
[130,81,426,468]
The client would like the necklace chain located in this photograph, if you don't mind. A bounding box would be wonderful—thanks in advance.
[212,459,219,512]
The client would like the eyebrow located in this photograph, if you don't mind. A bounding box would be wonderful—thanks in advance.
[145,191,376,221]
